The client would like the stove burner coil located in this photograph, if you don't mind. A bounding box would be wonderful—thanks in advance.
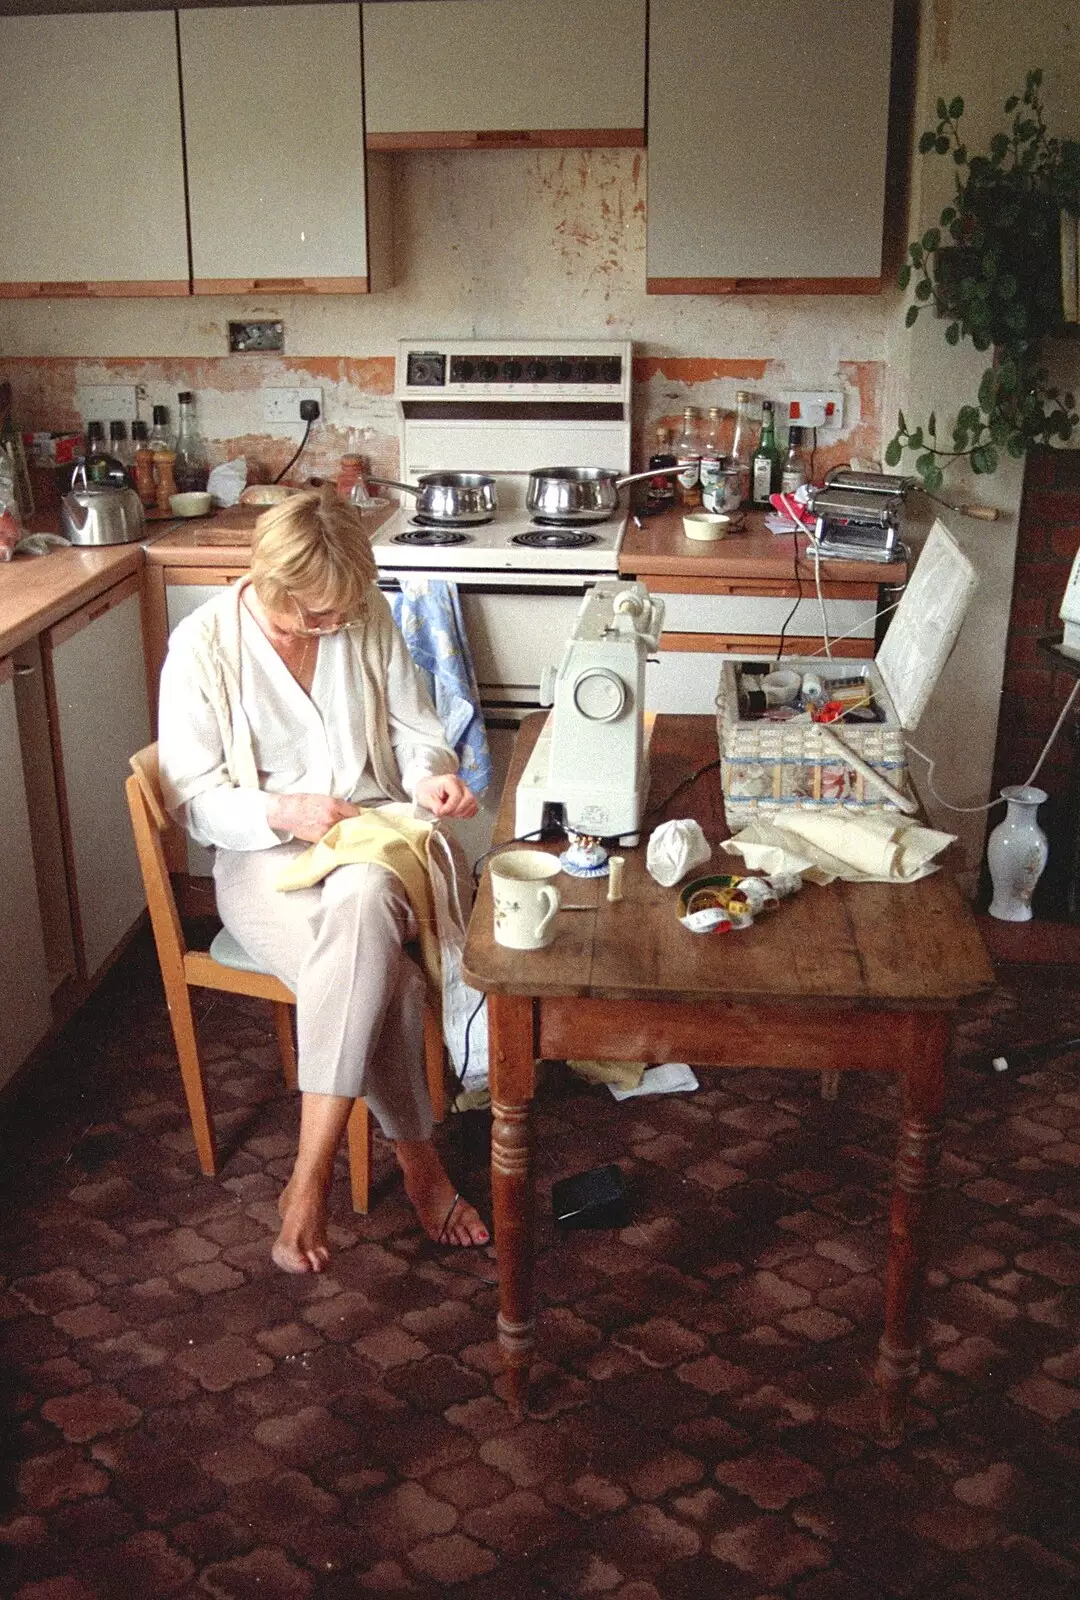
[512,529,601,550]
[529,515,608,529]
[393,527,471,546]
[411,512,493,529]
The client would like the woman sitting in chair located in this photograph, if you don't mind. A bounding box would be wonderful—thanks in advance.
[157,486,488,1271]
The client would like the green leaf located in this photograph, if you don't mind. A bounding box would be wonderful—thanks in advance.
[915,279,933,301]
[953,147,967,165]
[949,96,964,119]
[928,411,937,437]
[923,461,945,491]
[978,368,998,410]
[909,428,924,450]
[898,409,908,433]
[957,405,982,431]
[915,452,936,474]
[884,438,903,467]
[990,132,1010,162]
[921,227,941,251]
[940,206,957,224]
[1007,434,1027,457]
[1004,96,1019,112]
[919,130,938,154]
[905,304,920,328]
[897,263,911,289]
[935,135,950,155]
[936,98,948,121]
[945,322,961,345]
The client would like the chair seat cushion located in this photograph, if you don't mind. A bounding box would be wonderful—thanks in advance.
[209,927,269,976]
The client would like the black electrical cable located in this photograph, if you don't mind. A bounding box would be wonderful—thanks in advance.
[643,758,723,823]
[470,828,547,892]
[273,419,313,485]
[449,991,488,1099]
[773,533,805,662]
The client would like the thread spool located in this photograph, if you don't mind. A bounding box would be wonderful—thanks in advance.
[606,856,625,902]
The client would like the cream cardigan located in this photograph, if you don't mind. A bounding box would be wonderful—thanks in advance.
[158,578,457,850]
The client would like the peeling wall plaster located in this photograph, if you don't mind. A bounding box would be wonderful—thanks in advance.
[0,148,886,484]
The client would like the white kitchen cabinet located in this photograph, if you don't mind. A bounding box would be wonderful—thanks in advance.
[0,12,189,297]
[181,4,389,293]
[646,0,895,291]
[44,576,152,982]
[363,0,646,148]
[0,660,53,1090]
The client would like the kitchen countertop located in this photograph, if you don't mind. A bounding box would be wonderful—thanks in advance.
[0,542,143,659]
[144,502,397,565]
[618,507,908,585]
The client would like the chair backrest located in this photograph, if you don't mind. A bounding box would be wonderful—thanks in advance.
[126,741,189,966]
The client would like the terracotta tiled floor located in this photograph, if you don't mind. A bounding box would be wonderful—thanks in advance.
[2,932,1079,1598]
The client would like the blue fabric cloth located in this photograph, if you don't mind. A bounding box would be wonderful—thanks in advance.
[389,578,493,795]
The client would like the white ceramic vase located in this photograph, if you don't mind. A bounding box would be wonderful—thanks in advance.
[987,784,1049,922]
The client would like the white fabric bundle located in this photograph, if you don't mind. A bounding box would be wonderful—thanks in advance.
[646,818,712,887]
[722,807,955,885]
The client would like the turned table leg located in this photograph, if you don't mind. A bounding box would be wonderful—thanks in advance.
[877,1013,949,1445]
[488,992,537,1417]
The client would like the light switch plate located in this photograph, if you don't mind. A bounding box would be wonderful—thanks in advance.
[781,391,844,432]
[77,384,138,423]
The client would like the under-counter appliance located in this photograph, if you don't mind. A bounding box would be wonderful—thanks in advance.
[371,338,635,860]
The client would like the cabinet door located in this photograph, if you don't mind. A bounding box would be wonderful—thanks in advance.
[363,0,646,147]
[46,578,152,981]
[0,662,52,1089]
[0,12,189,297]
[647,0,894,291]
[181,4,378,293]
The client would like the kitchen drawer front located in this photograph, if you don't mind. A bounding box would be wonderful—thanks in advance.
[660,591,878,640]
[363,0,645,142]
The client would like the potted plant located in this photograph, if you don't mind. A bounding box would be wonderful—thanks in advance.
[888,69,1080,490]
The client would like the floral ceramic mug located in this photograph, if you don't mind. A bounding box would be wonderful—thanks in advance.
[490,851,561,950]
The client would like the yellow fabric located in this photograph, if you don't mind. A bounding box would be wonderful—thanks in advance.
[274,808,441,997]
[567,1059,647,1090]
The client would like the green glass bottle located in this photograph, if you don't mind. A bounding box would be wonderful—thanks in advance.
[751,400,781,508]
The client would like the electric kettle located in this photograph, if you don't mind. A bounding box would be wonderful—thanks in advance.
[60,467,146,546]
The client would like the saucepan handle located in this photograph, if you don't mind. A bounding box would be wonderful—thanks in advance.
[365,478,419,495]
[615,467,680,489]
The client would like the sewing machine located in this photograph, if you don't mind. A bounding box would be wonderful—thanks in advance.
[515,580,664,846]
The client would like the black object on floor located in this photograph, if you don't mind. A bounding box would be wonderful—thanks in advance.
[551,1161,628,1228]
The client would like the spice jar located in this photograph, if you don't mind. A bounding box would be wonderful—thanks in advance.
[134,448,157,510]
[337,454,364,501]
[154,450,177,514]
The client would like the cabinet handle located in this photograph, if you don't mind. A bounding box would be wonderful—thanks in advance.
[14,663,35,676]
[250,278,305,291]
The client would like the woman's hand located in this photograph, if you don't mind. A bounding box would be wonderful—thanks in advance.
[266,793,361,843]
[414,773,479,820]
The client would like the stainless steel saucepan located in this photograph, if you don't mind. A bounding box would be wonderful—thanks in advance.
[525,466,676,524]
[366,471,497,524]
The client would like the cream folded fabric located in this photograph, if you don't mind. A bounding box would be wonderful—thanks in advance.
[274,805,441,995]
[722,807,955,885]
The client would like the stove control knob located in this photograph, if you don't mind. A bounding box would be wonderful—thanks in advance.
[477,360,497,381]
[504,359,522,382]
[527,360,547,382]
[572,668,627,723]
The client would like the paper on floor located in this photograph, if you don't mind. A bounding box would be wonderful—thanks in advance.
[608,1063,700,1101]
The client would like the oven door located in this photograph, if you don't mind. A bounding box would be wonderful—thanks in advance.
[379,570,591,863]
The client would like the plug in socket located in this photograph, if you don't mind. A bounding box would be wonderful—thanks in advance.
[263,387,321,424]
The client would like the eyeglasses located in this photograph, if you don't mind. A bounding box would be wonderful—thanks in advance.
[288,595,353,638]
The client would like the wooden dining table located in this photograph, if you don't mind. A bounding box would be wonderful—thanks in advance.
[462,712,995,1442]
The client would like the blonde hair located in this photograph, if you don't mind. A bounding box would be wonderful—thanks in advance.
[249,486,377,618]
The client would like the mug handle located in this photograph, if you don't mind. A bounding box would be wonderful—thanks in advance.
[536,886,560,940]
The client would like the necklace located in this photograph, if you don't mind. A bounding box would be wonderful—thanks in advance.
[243,587,313,685]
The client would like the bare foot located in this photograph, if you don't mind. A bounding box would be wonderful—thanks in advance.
[272,1176,331,1273]
[396,1140,489,1247]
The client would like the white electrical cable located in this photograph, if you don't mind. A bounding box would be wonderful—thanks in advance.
[810,541,833,658]
[906,677,1080,814]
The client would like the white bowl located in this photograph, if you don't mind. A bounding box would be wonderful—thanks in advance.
[683,510,735,542]
[170,491,213,518]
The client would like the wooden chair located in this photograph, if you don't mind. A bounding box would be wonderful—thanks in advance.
[125,743,445,1212]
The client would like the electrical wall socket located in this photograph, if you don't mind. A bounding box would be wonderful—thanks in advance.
[781,391,844,432]
[76,384,138,423]
[263,387,322,424]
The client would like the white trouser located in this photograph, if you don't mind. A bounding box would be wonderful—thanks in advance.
[213,841,433,1142]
